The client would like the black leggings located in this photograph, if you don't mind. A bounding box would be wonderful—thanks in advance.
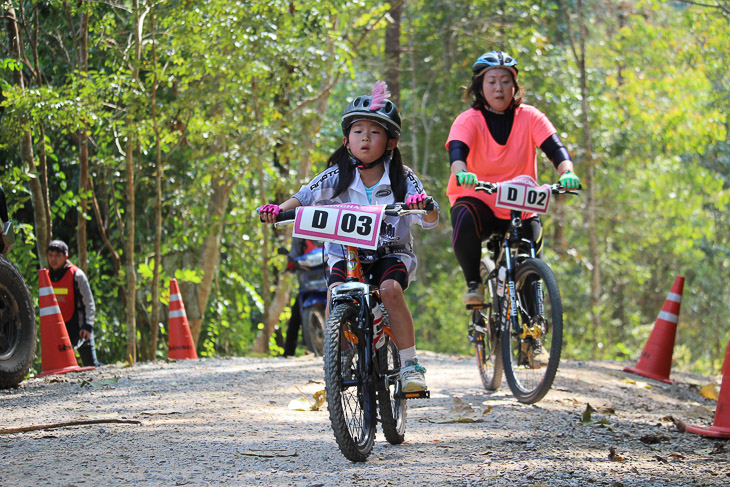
[450,197,543,283]
[329,257,409,290]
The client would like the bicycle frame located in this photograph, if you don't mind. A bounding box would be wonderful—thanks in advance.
[494,210,543,337]
[468,176,578,403]
[330,245,398,390]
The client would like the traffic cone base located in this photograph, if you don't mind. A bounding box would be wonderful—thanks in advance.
[686,340,730,438]
[624,276,684,384]
[168,279,198,360]
[39,364,95,377]
[685,424,730,438]
[623,365,673,384]
[37,269,95,377]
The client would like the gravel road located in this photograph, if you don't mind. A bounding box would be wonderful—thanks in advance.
[1,352,728,486]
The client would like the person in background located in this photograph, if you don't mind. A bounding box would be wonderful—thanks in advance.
[282,237,327,357]
[45,240,101,367]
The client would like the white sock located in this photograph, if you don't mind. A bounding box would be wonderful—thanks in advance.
[399,346,417,364]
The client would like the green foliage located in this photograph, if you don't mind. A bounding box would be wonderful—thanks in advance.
[1,0,728,375]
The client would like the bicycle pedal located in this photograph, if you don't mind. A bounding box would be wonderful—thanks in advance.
[466,303,485,310]
[395,390,430,400]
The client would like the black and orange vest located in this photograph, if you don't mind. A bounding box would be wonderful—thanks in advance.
[52,264,78,322]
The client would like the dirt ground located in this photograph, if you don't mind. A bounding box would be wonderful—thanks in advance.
[1,352,729,486]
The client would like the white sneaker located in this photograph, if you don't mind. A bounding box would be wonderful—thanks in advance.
[400,358,427,392]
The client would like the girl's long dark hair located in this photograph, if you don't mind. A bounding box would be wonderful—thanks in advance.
[326,145,408,202]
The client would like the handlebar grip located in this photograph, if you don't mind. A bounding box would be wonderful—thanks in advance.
[554,183,583,194]
[277,209,296,222]
[424,196,435,212]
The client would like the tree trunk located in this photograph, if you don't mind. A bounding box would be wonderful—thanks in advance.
[125,138,137,363]
[149,8,162,361]
[187,176,234,345]
[384,2,402,106]
[77,8,90,272]
[5,7,49,265]
[124,0,142,363]
[251,276,293,354]
[78,126,89,272]
[31,7,52,252]
[576,0,601,344]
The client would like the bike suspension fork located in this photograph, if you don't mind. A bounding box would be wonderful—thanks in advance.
[502,238,519,334]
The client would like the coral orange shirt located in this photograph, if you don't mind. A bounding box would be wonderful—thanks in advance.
[446,105,556,219]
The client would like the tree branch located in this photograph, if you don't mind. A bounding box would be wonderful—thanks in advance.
[0,419,141,435]
[290,0,406,114]
[676,0,730,16]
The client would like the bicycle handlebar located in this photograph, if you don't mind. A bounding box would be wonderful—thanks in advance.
[263,197,436,224]
[473,181,582,195]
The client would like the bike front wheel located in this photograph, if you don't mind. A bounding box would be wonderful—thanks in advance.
[501,259,563,404]
[377,335,406,444]
[323,302,376,462]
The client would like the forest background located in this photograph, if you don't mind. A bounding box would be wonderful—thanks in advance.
[1,0,728,376]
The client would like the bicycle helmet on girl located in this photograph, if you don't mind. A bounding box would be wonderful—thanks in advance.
[472,50,518,78]
[341,81,401,138]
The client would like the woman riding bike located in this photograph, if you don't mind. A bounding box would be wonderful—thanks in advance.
[260,81,439,392]
[445,50,581,305]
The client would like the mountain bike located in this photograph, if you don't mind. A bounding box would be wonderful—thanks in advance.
[268,200,433,462]
[466,176,579,404]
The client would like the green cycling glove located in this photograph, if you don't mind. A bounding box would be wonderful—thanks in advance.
[559,170,581,190]
[456,170,478,186]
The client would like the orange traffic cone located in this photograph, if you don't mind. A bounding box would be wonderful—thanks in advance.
[624,275,684,384]
[686,339,730,438]
[167,279,198,360]
[37,269,95,377]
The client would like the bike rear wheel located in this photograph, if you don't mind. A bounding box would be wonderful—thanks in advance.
[501,259,563,404]
[323,302,376,462]
[473,258,502,391]
[377,335,406,444]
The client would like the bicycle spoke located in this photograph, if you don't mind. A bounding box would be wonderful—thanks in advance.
[324,303,376,461]
[501,259,563,404]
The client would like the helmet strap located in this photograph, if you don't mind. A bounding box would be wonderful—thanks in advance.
[348,149,393,170]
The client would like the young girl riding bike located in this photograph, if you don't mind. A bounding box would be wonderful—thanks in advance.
[260,81,439,392]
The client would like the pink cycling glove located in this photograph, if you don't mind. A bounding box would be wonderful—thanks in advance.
[258,204,281,216]
[405,193,427,207]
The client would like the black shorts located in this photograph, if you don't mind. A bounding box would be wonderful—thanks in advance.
[329,256,409,290]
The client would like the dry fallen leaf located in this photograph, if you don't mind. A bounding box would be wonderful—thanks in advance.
[287,397,313,411]
[699,383,719,401]
[666,415,687,432]
[640,434,669,444]
[608,447,624,462]
[711,443,727,454]
[312,389,326,410]
[288,387,325,411]
[582,403,597,424]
